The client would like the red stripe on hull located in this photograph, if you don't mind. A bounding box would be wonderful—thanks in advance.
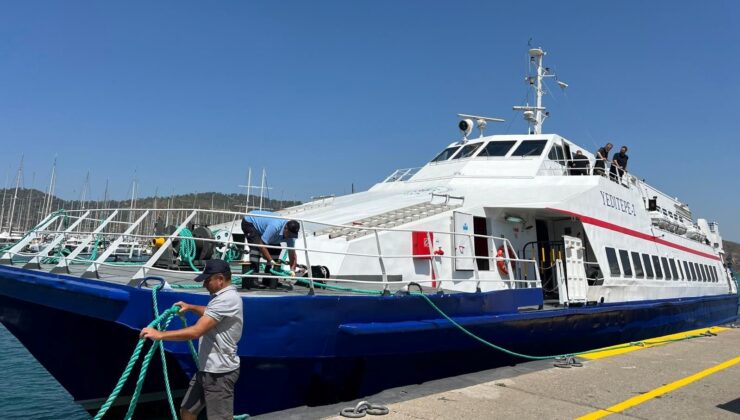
[548,208,720,261]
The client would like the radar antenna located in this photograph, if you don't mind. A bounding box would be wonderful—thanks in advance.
[513,47,568,135]
[457,113,505,139]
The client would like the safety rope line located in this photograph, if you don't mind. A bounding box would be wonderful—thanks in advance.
[413,292,718,360]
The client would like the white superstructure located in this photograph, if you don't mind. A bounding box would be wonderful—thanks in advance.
[268,47,735,304]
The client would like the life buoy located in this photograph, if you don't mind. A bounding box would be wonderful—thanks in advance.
[496,245,517,275]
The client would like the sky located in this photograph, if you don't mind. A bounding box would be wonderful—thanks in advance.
[0,1,739,239]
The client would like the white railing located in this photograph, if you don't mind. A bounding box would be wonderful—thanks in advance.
[0,208,542,294]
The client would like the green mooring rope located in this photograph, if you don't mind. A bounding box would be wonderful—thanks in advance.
[414,292,718,360]
[94,285,248,419]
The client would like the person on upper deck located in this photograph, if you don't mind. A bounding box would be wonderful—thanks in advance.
[609,146,629,182]
[593,142,612,176]
[569,150,590,175]
[241,210,299,290]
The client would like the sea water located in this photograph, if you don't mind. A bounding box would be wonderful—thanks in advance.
[0,324,90,419]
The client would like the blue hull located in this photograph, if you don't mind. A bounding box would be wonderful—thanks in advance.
[0,265,737,415]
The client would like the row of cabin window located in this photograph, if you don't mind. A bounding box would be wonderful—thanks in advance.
[430,139,549,163]
[604,247,720,283]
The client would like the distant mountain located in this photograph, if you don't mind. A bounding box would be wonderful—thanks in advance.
[0,188,301,231]
[724,239,740,268]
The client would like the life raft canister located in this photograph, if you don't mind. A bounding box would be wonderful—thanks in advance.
[496,245,517,275]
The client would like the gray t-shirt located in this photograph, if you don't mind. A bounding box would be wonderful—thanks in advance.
[200,285,243,373]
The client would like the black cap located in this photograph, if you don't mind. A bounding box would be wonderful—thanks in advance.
[286,220,300,238]
[194,259,231,282]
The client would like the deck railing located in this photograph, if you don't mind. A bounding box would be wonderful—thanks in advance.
[0,208,542,295]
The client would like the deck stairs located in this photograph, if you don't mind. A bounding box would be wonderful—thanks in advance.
[319,201,461,241]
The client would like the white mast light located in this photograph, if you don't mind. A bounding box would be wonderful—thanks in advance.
[513,46,567,134]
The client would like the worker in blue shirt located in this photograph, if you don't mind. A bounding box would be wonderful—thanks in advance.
[241,210,300,289]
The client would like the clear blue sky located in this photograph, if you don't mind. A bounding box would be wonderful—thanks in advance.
[1,1,739,239]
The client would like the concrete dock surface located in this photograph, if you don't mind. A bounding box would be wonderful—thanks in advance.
[258,325,740,420]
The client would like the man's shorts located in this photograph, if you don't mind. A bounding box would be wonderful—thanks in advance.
[181,368,240,420]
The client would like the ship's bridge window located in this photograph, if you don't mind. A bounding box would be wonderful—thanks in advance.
[478,140,516,157]
[605,247,620,275]
[547,143,566,165]
[511,139,548,157]
[451,142,483,160]
[431,146,461,162]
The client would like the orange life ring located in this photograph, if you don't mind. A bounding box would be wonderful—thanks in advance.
[496,245,517,275]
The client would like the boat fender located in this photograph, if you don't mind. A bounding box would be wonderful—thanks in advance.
[311,265,331,279]
[496,245,517,275]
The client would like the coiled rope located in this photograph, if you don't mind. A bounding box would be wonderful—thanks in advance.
[94,280,248,419]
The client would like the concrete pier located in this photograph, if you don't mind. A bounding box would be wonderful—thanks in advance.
[258,326,740,420]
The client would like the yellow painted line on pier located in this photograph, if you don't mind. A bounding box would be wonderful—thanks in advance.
[576,355,740,420]
[580,326,728,360]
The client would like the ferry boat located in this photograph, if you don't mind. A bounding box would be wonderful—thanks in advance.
[0,47,737,416]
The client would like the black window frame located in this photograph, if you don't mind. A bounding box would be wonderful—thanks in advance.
[631,252,644,279]
[618,249,632,277]
[451,142,483,160]
[669,259,679,281]
[697,263,706,282]
[689,262,697,280]
[547,143,566,165]
[701,265,709,282]
[605,247,621,276]
[661,257,672,280]
[431,146,461,162]
[683,261,692,281]
[510,139,548,157]
[478,140,517,157]
[712,266,719,282]
[642,254,654,279]
[652,255,663,279]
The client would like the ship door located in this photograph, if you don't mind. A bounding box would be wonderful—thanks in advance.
[563,235,588,304]
[473,216,489,270]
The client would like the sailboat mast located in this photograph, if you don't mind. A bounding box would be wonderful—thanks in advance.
[8,155,24,236]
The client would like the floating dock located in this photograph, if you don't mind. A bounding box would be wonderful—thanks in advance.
[255,325,740,419]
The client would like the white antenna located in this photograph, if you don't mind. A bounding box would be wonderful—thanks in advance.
[513,47,568,134]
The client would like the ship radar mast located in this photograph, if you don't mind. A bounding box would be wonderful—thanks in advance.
[513,47,568,134]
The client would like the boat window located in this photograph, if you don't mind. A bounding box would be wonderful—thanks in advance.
[689,262,697,280]
[712,266,718,282]
[669,259,679,280]
[652,255,663,279]
[431,146,461,162]
[677,260,685,280]
[511,140,548,157]
[605,247,620,275]
[619,250,632,277]
[451,143,483,160]
[642,254,654,279]
[631,252,644,278]
[695,263,704,281]
[661,257,672,280]
[701,265,709,282]
[547,143,566,165]
[683,261,692,281]
[478,140,516,157]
